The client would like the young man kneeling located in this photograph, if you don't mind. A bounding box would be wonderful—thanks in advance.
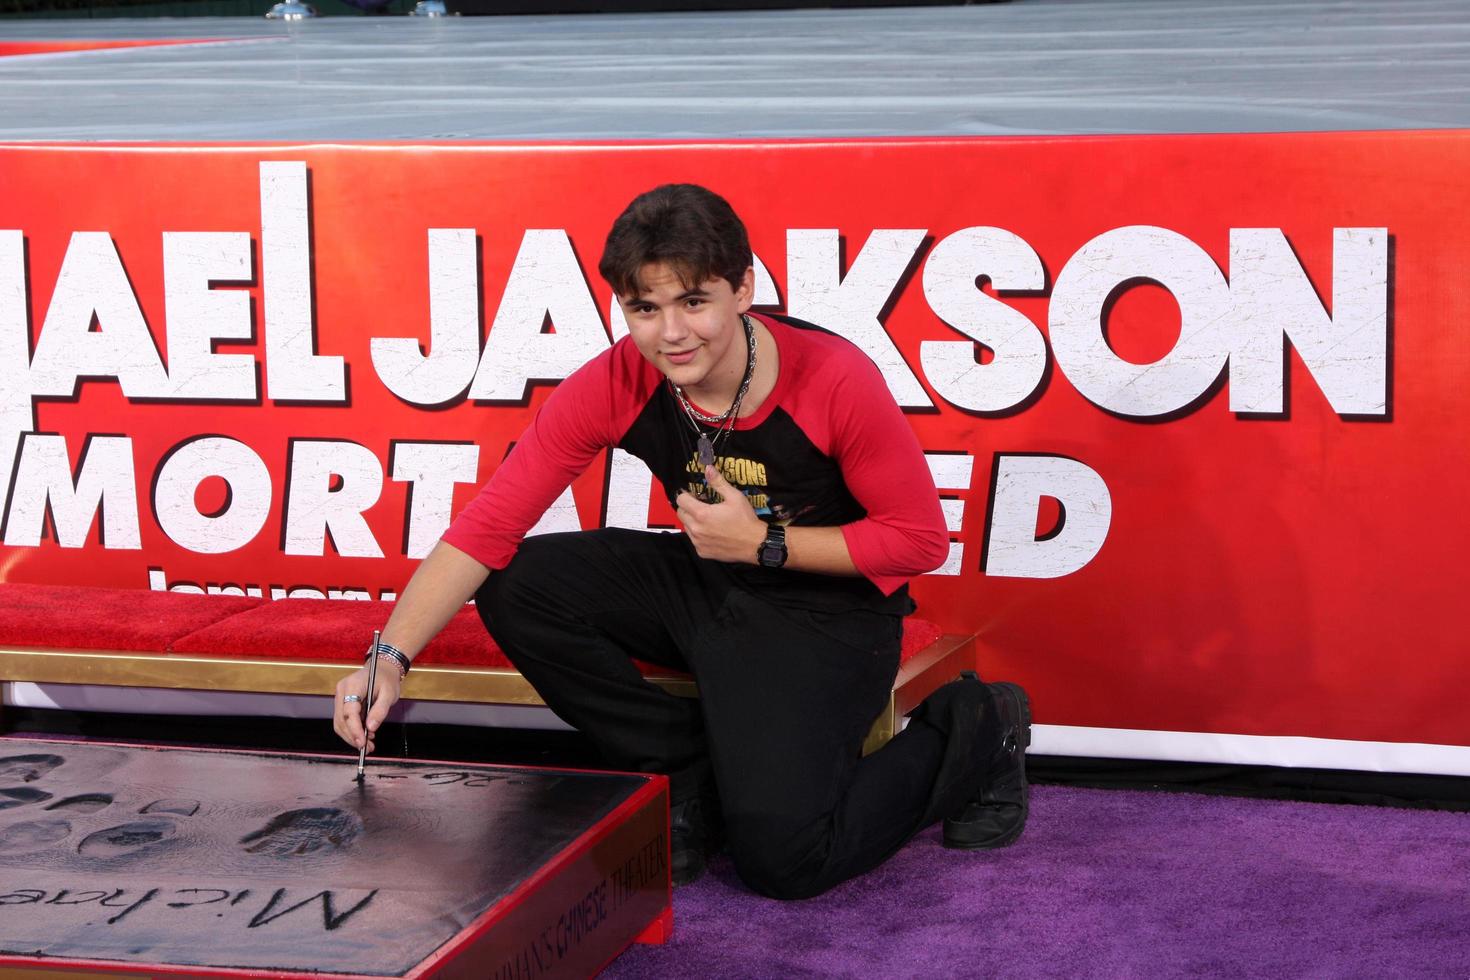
[334,184,1030,899]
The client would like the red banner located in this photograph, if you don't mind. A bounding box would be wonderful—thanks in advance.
[1,133,1466,757]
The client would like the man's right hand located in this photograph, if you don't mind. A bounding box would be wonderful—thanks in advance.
[325,540,491,755]
[333,663,402,755]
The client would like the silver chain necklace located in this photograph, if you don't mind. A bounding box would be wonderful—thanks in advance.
[671,313,757,471]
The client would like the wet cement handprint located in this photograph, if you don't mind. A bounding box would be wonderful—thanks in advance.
[0,778,210,862]
[77,818,178,858]
[0,767,211,862]
[0,787,52,810]
[46,793,112,814]
[0,754,63,784]
[239,808,362,857]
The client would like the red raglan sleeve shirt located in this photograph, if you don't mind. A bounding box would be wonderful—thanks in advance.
[442,316,948,598]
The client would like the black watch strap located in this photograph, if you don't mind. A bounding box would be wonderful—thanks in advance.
[757,523,788,568]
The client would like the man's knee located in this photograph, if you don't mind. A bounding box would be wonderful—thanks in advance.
[727,821,833,901]
[731,855,830,902]
[473,535,567,637]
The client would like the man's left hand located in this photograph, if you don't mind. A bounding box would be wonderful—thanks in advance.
[675,465,767,564]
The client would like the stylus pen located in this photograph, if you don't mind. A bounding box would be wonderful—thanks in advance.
[356,629,380,782]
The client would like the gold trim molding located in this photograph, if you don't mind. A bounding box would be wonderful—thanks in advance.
[0,635,977,754]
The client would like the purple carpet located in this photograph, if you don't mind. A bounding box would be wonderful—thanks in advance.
[604,785,1470,978]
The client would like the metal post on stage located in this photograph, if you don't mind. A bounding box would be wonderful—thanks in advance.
[264,0,318,19]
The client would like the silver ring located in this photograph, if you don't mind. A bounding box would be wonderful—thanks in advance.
[342,694,361,704]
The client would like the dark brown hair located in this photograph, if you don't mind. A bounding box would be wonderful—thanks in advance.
[598,184,751,298]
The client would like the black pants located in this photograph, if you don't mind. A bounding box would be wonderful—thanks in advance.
[475,528,989,900]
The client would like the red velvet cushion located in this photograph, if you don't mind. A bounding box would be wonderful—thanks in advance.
[174,598,943,669]
[169,599,504,667]
[0,583,262,652]
[900,617,943,660]
[2,584,945,673]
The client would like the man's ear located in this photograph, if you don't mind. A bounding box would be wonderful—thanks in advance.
[735,266,756,312]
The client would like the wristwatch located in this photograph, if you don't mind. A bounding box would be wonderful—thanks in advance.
[757,523,788,568]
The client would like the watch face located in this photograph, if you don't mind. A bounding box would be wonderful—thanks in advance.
[759,531,788,567]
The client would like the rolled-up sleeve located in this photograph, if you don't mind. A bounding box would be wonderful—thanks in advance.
[831,356,949,594]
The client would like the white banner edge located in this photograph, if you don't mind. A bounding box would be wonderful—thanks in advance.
[1033,724,1470,778]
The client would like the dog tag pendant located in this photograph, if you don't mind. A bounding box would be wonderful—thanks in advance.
[697,434,715,468]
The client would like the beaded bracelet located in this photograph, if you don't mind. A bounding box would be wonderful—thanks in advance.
[367,641,412,679]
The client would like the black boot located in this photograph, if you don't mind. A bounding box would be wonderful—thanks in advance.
[943,671,1031,849]
[670,794,723,886]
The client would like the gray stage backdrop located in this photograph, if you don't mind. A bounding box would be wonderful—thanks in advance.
[0,0,1467,141]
